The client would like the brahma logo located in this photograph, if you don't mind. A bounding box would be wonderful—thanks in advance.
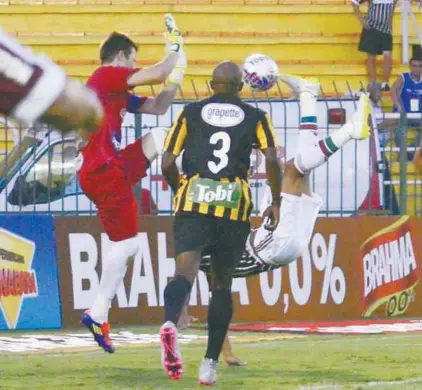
[360,216,420,317]
[201,103,245,128]
[0,228,38,329]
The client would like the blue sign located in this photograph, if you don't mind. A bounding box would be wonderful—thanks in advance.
[0,215,61,330]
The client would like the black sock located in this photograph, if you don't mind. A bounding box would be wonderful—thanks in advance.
[205,289,232,361]
[164,275,192,324]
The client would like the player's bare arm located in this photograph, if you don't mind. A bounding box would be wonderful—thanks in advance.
[254,112,281,231]
[352,1,369,29]
[391,76,404,112]
[161,107,186,192]
[162,152,180,193]
[126,54,179,87]
[263,146,282,230]
[138,84,180,115]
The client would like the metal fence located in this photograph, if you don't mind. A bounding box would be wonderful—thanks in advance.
[0,91,420,217]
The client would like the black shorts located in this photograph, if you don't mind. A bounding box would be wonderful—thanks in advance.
[358,28,393,55]
[173,212,250,269]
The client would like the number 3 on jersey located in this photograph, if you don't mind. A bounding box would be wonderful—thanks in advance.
[208,131,231,174]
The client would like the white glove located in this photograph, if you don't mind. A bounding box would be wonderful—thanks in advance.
[175,47,187,69]
[167,47,187,86]
[164,13,184,54]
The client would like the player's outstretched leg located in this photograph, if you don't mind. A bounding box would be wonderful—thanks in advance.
[81,129,167,353]
[161,250,201,380]
[247,76,321,266]
[293,93,371,174]
[82,235,140,353]
[160,320,183,380]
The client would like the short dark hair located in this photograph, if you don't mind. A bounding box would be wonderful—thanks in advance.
[100,32,138,64]
[410,57,422,65]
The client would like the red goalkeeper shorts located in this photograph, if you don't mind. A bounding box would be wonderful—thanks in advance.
[79,138,149,241]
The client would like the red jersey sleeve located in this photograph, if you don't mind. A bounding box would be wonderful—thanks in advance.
[87,66,139,93]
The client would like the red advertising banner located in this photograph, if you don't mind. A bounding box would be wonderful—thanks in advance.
[54,216,422,328]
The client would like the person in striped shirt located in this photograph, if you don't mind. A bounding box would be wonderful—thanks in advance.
[181,75,372,366]
[352,0,398,91]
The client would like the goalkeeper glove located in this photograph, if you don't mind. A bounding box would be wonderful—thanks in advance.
[164,13,184,53]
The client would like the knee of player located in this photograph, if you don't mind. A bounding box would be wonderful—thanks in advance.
[110,235,140,259]
[142,128,168,163]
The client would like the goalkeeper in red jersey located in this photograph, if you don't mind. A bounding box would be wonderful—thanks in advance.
[80,14,186,353]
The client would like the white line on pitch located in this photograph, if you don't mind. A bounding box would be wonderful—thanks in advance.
[299,377,422,390]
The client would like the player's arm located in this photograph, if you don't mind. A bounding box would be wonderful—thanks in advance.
[131,47,186,115]
[127,13,186,89]
[391,75,404,112]
[149,195,159,215]
[351,0,369,29]
[255,112,282,230]
[127,54,179,87]
[162,110,187,192]
[137,81,181,115]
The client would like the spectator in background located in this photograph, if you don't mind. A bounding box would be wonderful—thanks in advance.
[391,57,422,157]
[134,182,158,215]
[391,57,422,116]
[352,0,397,91]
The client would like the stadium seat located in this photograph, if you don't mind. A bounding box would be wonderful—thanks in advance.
[0,2,421,98]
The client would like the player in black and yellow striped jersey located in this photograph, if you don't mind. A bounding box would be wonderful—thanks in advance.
[159,60,282,385]
[164,98,276,222]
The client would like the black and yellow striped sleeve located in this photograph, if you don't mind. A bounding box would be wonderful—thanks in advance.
[255,112,278,151]
[164,110,187,156]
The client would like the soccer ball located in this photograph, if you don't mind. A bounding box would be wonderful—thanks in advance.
[242,54,279,92]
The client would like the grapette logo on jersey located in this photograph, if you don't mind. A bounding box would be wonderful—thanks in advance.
[360,216,420,317]
[0,228,38,329]
[201,103,245,128]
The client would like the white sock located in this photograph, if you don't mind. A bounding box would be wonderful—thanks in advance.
[298,92,318,152]
[300,92,317,119]
[89,235,140,324]
[330,124,352,149]
[90,293,111,323]
[294,126,352,174]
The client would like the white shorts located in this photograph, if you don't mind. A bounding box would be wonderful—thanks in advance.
[0,29,66,126]
[246,192,322,266]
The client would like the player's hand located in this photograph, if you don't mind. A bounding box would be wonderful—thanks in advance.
[264,202,280,231]
[413,145,422,173]
[362,19,370,29]
[164,13,184,53]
